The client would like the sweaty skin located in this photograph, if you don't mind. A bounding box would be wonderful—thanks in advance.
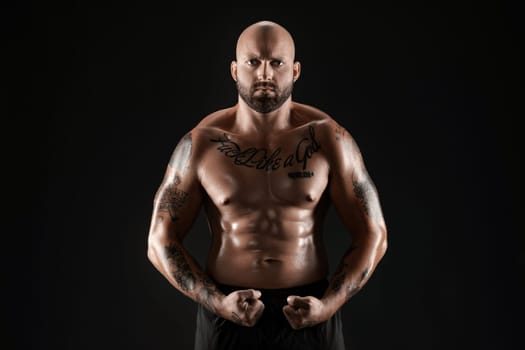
[147,21,387,330]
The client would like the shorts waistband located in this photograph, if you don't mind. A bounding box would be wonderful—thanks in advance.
[215,278,329,298]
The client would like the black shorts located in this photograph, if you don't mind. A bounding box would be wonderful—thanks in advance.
[194,279,346,350]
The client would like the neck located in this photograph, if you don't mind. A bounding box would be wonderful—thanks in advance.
[236,97,293,133]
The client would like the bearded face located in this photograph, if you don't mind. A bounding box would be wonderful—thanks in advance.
[236,78,294,114]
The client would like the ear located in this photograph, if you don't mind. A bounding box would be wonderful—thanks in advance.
[231,60,238,82]
[293,61,301,82]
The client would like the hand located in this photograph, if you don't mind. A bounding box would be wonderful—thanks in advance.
[219,289,265,327]
[282,295,331,329]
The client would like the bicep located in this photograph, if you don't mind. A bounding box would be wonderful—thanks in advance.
[149,132,203,243]
[330,167,383,234]
[153,173,202,241]
[327,125,385,239]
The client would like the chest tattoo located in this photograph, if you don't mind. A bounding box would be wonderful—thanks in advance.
[209,125,321,174]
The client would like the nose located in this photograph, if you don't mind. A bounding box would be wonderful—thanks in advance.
[257,60,273,80]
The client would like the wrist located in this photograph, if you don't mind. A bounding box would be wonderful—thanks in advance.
[212,293,226,314]
[196,287,226,315]
[320,294,343,318]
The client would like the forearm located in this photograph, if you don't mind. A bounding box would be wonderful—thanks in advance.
[322,232,387,315]
[148,239,224,314]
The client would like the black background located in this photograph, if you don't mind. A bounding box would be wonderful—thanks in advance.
[5,3,523,350]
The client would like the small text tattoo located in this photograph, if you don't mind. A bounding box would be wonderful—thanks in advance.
[288,171,314,179]
[210,125,320,172]
[231,311,243,325]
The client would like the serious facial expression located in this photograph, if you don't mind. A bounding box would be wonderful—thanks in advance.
[234,25,298,114]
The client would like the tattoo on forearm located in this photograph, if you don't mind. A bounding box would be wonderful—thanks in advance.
[346,283,361,298]
[331,271,346,293]
[331,247,371,300]
[196,275,220,313]
[331,246,355,293]
[165,244,195,292]
[158,186,189,221]
[360,268,370,283]
[345,268,370,298]
[210,125,320,173]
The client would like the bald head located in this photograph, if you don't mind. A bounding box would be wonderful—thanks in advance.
[231,20,301,114]
[235,21,296,61]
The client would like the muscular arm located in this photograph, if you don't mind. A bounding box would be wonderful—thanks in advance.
[322,122,388,315]
[146,132,224,313]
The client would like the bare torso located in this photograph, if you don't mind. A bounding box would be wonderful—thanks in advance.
[194,103,333,288]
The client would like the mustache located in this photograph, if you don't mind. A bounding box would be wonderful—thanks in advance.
[253,81,277,89]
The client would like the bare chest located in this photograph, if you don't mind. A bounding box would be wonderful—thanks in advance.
[198,126,330,208]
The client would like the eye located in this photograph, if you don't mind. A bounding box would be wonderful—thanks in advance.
[247,59,260,66]
[271,60,284,67]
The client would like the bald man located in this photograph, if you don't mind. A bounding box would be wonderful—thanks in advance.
[146,20,388,350]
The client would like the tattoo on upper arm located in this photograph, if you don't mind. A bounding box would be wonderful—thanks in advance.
[334,124,345,141]
[169,133,192,172]
[158,186,189,221]
[157,134,192,221]
[165,244,195,292]
[352,173,381,219]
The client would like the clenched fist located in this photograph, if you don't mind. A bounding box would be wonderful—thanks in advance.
[282,295,331,329]
[218,289,265,327]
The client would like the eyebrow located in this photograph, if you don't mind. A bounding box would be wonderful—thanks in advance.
[243,53,286,61]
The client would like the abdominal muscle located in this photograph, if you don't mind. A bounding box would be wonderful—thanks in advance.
[205,210,330,289]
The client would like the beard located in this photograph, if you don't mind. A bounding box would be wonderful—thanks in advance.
[237,79,293,114]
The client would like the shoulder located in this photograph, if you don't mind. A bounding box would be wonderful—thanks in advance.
[190,106,236,140]
[291,102,363,170]
[175,106,235,145]
[291,102,352,143]
[196,106,236,128]
[168,106,236,164]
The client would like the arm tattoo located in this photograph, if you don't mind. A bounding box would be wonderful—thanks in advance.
[352,173,381,219]
[346,268,370,298]
[335,124,382,220]
[196,275,221,313]
[164,244,195,292]
[158,185,189,221]
[331,272,346,293]
[169,133,192,171]
[334,124,345,141]
[331,246,354,293]
[331,247,370,299]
